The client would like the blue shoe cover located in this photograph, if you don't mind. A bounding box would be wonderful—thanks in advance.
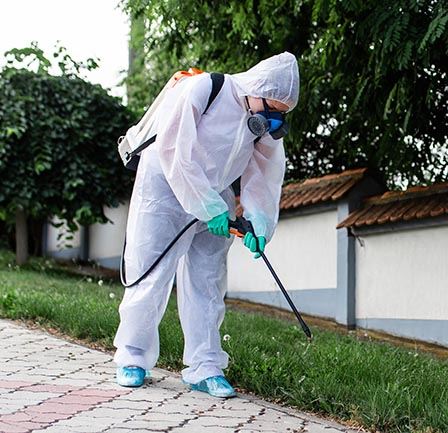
[116,366,147,387]
[186,375,236,398]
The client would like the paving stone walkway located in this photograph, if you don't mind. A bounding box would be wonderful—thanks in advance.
[0,319,364,433]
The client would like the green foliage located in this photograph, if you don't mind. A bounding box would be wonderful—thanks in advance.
[4,41,100,77]
[121,0,448,186]
[0,44,135,229]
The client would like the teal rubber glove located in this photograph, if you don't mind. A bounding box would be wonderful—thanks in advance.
[243,233,266,259]
[207,211,230,238]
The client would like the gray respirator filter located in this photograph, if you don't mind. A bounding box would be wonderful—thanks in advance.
[247,114,270,137]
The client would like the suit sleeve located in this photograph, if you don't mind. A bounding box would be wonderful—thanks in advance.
[239,135,286,242]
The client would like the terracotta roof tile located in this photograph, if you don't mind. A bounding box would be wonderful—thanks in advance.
[344,204,375,228]
[319,182,350,203]
[282,191,301,209]
[402,198,431,221]
[389,200,420,223]
[301,188,320,206]
[330,178,360,201]
[280,168,368,212]
[376,200,411,225]
[364,203,396,226]
[429,202,446,218]
[338,183,448,229]
[415,197,441,219]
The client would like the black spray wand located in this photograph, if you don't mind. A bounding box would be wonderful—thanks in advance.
[229,216,312,341]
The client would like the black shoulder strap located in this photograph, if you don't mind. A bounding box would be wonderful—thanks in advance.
[203,72,225,115]
[126,134,157,161]
[128,72,225,161]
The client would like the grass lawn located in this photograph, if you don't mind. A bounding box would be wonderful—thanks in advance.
[0,249,447,433]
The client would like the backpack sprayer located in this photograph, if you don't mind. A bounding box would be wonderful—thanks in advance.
[120,215,312,341]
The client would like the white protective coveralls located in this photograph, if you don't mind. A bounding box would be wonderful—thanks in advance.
[113,52,299,384]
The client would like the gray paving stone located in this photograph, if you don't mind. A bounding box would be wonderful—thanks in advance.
[134,411,194,422]
[238,430,281,433]
[176,391,221,403]
[240,421,304,432]
[221,399,260,410]
[207,407,256,418]
[121,387,179,401]
[49,377,101,386]
[257,409,306,427]
[54,423,111,433]
[104,430,161,433]
[102,429,138,433]
[304,423,348,433]
[192,415,243,427]
[25,370,63,378]
[1,363,27,372]
[67,414,117,424]
[52,417,117,430]
[150,368,170,379]
[3,390,58,402]
[114,419,183,430]
[88,380,122,390]
[150,403,206,415]
[8,372,49,381]
[32,427,75,433]
[101,399,152,410]
[78,406,144,419]
[0,404,25,414]
[171,427,236,433]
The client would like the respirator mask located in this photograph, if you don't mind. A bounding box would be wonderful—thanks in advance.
[247,97,289,140]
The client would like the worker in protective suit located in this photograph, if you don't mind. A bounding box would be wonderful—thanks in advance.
[113,52,299,398]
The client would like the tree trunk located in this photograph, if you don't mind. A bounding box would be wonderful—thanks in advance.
[15,208,28,265]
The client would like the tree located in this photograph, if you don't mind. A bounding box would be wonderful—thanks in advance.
[120,0,447,186]
[0,44,134,264]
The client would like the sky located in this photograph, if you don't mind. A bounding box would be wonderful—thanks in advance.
[0,0,130,99]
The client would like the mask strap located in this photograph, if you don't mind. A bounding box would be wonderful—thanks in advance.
[262,98,270,116]
[245,96,253,115]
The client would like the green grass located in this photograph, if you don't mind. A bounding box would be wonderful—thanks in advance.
[1,250,447,433]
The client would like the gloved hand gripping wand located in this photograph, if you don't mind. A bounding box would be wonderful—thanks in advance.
[229,216,312,341]
[121,214,310,339]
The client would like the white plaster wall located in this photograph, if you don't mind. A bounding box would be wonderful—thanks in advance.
[356,225,448,320]
[228,210,338,293]
[89,201,129,261]
[46,218,81,254]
